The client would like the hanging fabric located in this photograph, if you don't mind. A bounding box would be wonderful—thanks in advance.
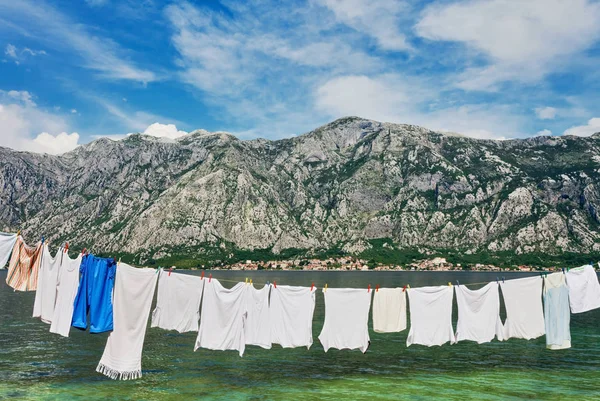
[6,235,43,291]
[244,283,272,349]
[0,232,17,269]
[407,286,455,347]
[96,263,158,380]
[269,285,317,349]
[194,279,247,356]
[543,273,571,350]
[151,271,204,333]
[566,265,600,313]
[32,244,63,323]
[71,255,117,333]
[372,287,407,333]
[49,250,83,337]
[318,288,372,353]
[455,282,503,344]
[500,276,545,340]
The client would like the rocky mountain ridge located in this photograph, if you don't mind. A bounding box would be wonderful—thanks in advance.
[2,117,600,265]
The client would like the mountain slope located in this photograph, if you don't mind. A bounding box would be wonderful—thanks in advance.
[2,117,600,264]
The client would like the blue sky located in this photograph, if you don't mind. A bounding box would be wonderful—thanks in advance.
[1,0,600,154]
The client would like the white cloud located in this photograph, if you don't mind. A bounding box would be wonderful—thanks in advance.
[141,123,187,140]
[416,0,600,90]
[31,132,79,154]
[0,0,157,83]
[5,44,16,58]
[563,118,600,137]
[70,109,77,114]
[536,129,553,136]
[535,107,557,120]
[4,43,46,65]
[315,0,411,51]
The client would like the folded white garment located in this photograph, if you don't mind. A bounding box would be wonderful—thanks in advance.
[407,286,455,347]
[151,271,204,333]
[0,232,17,268]
[32,245,62,324]
[500,276,545,340]
[269,285,316,349]
[372,288,407,333]
[96,263,158,380]
[195,279,247,356]
[245,284,272,349]
[566,265,600,313]
[49,251,83,337]
[318,288,372,353]
[544,273,571,350]
[455,282,503,344]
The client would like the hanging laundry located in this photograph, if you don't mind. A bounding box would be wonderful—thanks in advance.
[269,285,317,349]
[151,271,204,333]
[0,232,17,269]
[6,236,43,291]
[544,273,571,350]
[194,279,247,357]
[566,265,600,313]
[372,288,407,333]
[96,263,158,380]
[407,286,455,347]
[32,244,63,323]
[318,288,372,353]
[71,255,116,333]
[500,276,545,340]
[49,251,83,337]
[244,284,272,349]
[455,282,503,344]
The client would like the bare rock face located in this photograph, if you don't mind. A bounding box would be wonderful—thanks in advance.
[2,116,600,261]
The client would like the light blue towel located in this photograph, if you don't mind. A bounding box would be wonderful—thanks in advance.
[544,273,571,350]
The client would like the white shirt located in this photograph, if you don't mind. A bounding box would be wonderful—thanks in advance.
[244,284,272,349]
[32,245,62,323]
[372,287,407,333]
[49,251,82,337]
[151,271,204,333]
[566,265,600,313]
[500,276,545,340]
[0,232,17,268]
[269,285,316,349]
[407,286,455,347]
[455,282,503,344]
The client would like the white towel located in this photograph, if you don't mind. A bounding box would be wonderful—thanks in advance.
[544,273,571,350]
[151,271,204,333]
[455,282,504,344]
[0,232,17,268]
[566,265,600,313]
[96,263,158,380]
[245,284,272,349]
[318,288,372,353]
[194,279,247,357]
[407,286,455,347]
[49,251,82,337]
[32,245,63,323]
[269,285,316,349]
[500,276,545,340]
[372,288,407,333]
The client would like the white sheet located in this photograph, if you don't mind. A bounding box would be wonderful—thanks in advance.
[372,288,407,333]
[455,282,503,344]
[407,286,455,347]
[500,276,545,340]
[151,271,204,333]
[269,285,316,349]
[566,265,600,313]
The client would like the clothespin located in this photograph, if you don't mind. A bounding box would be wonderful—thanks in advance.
[310,282,314,291]
[402,285,407,292]
[496,277,499,284]
[81,248,86,255]
[448,282,452,287]
[250,279,253,284]
[201,271,205,280]
[273,281,277,288]
[367,284,371,293]
[245,277,248,284]
[168,267,173,276]
[41,236,45,244]
[113,257,117,264]
[64,242,69,252]
[456,280,460,286]
[562,267,565,274]
[324,284,328,292]
[209,273,212,283]
[376,284,379,292]
[502,277,505,283]
[16,229,21,236]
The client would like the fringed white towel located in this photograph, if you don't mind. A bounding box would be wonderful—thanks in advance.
[0,232,17,268]
[455,282,504,344]
[245,284,272,349]
[318,288,372,353]
[96,263,157,380]
[33,245,63,323]
[566,265,600,313]
[151,271,204,333]
[49,252,83,337]
[372,288,407,333]
[500,276,545,340]
[269,285,316,349]
[407,286,455,347]
[194,279,247,357]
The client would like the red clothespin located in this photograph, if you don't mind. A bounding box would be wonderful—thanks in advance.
[367,284,371,293]
[273,281,277,288]
[168,267,173,276]
[201,271,205,280]
[310,282,314,291]
[209,273,212,283]
[81,248,86,255]
[376,284,379,292]
[402,285,407,292]
[64,242,69,253]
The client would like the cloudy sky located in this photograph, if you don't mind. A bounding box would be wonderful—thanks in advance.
[1,0,600,154]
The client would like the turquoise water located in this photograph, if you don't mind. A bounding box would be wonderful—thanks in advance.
[1,270,599,400]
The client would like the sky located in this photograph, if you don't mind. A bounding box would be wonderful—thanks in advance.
[1,0,600,154]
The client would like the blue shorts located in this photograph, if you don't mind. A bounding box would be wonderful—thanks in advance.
[71,255,116,333]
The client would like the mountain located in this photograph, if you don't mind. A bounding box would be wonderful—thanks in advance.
[2,117,600,267]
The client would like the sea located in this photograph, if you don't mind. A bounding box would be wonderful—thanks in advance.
[1,270,599,400]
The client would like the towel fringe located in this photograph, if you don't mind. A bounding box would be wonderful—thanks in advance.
[96,363,142,381]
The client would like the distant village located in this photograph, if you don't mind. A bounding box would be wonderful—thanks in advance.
[189,257,579,272]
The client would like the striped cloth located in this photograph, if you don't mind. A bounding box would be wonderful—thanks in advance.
[6,236,43,291]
